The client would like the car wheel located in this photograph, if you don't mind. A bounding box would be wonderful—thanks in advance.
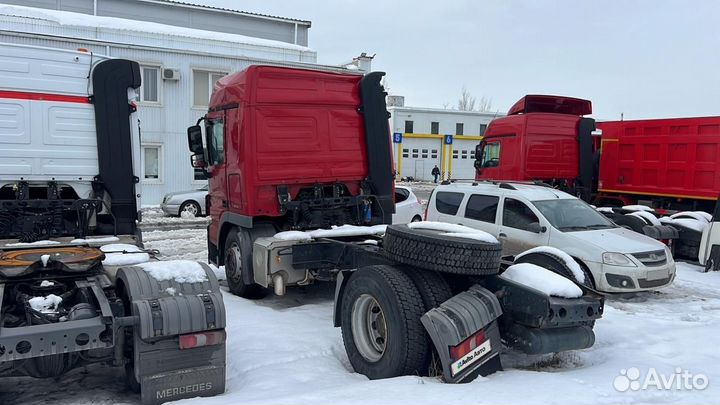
[179,200,202,217]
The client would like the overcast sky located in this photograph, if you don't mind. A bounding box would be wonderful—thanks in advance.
[203,1,719,120]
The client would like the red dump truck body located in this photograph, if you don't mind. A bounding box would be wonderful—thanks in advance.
[597,117,720,207]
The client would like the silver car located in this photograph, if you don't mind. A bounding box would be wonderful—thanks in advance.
[160,185,208,216]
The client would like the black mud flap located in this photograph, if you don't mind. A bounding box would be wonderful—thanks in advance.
[137,337,226,405]
[420,285,503,383]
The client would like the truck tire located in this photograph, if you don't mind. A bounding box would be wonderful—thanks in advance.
[514,251,594,289]
[401,267,453,376]
[383,225,501,275]
[341,265,428,379]
[225,228,267,299]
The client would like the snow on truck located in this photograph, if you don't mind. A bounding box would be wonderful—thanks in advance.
[188,66,604,382]
[0,43,226,404]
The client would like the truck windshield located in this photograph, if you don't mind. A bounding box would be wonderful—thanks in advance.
[480,142,500,168]
[533,199,616,232]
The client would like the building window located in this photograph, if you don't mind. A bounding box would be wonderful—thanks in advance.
[193,70,226,107]
[431,121,439,134]
[142,144,162,182]
[452,150,459,159]
[193,168,207,181]
[140,65,160,103]
[461,150,468,159]
[431,149,438,159]
[456,122,464,135]
[479,123,488,136]
[405,120,414,133]
[412,153,419,158]
[402,148,409,158]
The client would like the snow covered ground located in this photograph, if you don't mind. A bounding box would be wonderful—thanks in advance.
[2,227,719,404]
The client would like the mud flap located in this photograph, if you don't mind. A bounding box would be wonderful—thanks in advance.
[420,285,503,383]
[118,263,227,404]
[135,335,225,405]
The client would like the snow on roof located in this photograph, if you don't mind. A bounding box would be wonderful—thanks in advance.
[0,4,312,52]
[156,0,312,25]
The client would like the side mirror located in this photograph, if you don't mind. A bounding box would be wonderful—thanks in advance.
[527,222,547,233]
[190,154,207,169]
[187,125,204,155]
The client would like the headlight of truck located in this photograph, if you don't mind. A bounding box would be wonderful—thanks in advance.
[602,252,636,267]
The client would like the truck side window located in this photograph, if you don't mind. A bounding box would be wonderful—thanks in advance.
[435,192,464,215]
[206,118,225,165]
[465,194,499,223]
[482,142,500,167]
[503,198,539,231]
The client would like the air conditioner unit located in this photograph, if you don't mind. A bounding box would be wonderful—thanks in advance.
[162,68,181,81]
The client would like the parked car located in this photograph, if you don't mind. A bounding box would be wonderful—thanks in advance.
[161,185,208,216]
[392,185,424,224]
[426,181,676,293]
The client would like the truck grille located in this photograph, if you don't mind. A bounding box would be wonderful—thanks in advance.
[632,250,667,266]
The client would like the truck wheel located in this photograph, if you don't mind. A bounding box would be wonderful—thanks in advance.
[383,224,501,275]
[225,228,267,299]
[341,265,428,379]
[401,267,453,376]
[514,252,594,288]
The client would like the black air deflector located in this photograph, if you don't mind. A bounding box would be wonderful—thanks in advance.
[577,117,596,203]
[359,72,395,224]
[91,59,141,235]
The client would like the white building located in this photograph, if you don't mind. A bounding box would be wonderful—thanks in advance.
[0,1,364,205]
[388,103,503,181]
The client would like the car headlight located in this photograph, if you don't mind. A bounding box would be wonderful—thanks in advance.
[664,245,674,263]
[602,252,636,267]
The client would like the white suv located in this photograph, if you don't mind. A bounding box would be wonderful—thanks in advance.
[426,182,676,293]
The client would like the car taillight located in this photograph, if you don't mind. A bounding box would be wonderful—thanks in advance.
[450,329,487,361]
[179,330,226,350]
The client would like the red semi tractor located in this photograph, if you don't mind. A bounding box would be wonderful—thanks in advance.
[475,95,720,212]
[187,67,603,383]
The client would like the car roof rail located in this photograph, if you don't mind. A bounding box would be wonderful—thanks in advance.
[532,180,553,188]
[498,183,517,190]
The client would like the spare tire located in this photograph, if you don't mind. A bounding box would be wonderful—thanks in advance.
[383,224,502,275]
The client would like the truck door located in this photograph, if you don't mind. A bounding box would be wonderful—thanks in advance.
[205,112,227,242]
[498,197,550,256]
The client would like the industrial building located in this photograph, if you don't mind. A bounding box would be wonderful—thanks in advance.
[0,0,366,204]
[388,99,503,181]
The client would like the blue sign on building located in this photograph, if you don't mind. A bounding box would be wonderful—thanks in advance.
[444,134,453,145]
[393,132,403,143]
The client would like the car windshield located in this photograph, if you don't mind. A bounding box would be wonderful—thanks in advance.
[533,199,616,232]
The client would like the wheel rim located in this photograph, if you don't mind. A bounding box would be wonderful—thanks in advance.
[225,242,243,283]
[351,294,387,362]
[182,203,199,216]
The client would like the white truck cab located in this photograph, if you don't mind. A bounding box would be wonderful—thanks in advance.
[427,182,676,293]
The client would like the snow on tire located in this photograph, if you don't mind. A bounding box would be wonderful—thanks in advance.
[341,265,429,379]
[382,225,502,275]
[513,250,593,288]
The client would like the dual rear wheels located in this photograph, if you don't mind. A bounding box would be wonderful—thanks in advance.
[340,265,452,379]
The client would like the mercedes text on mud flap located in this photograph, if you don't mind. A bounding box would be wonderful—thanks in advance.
[188,65,604,384]
[0,43,226,404]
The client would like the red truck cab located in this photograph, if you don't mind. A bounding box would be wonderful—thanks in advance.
[475,95,596,200]
[187,66,394,269]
